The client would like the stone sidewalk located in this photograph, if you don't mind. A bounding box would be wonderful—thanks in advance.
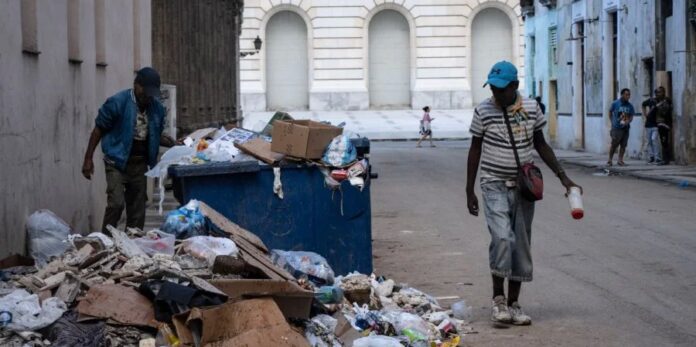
[241,109,474,140]
[553,149,696,186]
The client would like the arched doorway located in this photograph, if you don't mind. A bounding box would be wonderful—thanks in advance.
[266,11,308,110]
[471,8,513,105]
[369,10,410,108]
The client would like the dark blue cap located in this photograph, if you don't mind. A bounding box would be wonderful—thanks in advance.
[135,67,161,98]
[483,61,518,89]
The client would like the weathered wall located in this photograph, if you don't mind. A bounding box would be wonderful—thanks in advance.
[152,0,243,133]
[240,0,525,111]
[0,0,151,257]
[524,0,695,163]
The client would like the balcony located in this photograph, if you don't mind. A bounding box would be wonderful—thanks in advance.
[521,0,535,16]
[539,0,557,8]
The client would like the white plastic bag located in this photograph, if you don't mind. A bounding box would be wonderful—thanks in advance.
[181,236,239,266]
[0,289,67,331]
[133,230,176,256]
[145,146,196,214]
[26,210,71,266]
[352,335,403,347]
[271,250,335,285]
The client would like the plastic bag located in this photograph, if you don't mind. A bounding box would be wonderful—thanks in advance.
[181,236,239,266]
[271,250,335,286]
[352,335,403,347]
[161,200,207,239]
[26,210,71,266]
[145,146,196,214]
[451,300,473,322]
[0,289,67,331]
[382,311,431,339]
[133,230,176,256]
[323,135,357,167]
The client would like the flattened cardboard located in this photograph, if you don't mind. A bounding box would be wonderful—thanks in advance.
[271,120,343,159]
[172,298,308,347]
[76,284,158,328]
[0,254,35,269]
[234,138,285,165]
[209,279,313,319]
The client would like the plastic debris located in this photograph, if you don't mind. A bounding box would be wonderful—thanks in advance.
[323,135,357,167]
[181,236,239,267]
[0,289,67,331]
[133,230,176,256]
[161,200,208,239]
[26,210,71,266]
[352,335,403,347]
[271,250,335,286]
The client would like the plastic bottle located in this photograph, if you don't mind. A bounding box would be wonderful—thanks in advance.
[0,311,12,328]
[567,186,584,219]
[156,323,181,347]
[314,285,344,304]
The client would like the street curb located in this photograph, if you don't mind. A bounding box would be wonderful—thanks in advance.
[557,158,692,188]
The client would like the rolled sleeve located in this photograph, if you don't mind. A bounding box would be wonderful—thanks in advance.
[95,97,120,131]
[469,108,485,137]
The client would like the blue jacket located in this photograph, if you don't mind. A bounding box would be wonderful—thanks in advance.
[95,89,165,171]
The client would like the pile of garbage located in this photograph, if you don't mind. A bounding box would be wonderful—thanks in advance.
[1,205,473,347]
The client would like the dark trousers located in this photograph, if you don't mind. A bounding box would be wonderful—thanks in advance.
[102,156,148,233]
[658,127,671,163]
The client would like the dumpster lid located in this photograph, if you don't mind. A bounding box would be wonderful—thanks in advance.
[168,160,260,177]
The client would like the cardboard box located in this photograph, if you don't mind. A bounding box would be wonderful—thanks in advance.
[271,120,343,159]
[172,298,309,347]
[209,279,313,319]
[234,138,285,165]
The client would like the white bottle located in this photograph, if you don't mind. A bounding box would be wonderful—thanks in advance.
[568,187,584,219]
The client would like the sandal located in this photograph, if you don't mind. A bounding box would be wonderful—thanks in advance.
[618,161,626,166]
[606,161,612,167]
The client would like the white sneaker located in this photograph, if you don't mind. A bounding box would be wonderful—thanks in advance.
[491,296,512,323]
[509,302,532,325]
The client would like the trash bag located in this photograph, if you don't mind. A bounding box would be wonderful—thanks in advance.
[323,135,357,167]
[352,335,403,347]
[161,200,207,239]
[26,210,71,266]
[43,311,105,347]
[271,250,335,286]
[181,236,239,266]
[133,230,176,256]
[382,311,431,340]
[0,289,67,331]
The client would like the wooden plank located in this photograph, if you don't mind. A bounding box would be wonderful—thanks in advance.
[199,201,268,253]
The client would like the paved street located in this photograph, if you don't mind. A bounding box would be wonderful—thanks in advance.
[370,141,696,346]
[242,109,473,140]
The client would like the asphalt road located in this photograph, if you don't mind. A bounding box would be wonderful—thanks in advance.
[369,141,696,346]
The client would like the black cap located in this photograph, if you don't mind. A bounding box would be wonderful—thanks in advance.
[135,67,161,98]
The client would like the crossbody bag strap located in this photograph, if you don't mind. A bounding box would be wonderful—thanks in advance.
[502,109,522,170]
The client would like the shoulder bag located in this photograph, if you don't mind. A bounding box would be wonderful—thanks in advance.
[502,109,544,201]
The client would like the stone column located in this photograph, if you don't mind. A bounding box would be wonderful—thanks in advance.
[601,10,614,153]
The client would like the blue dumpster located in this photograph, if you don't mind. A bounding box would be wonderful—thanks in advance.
[169,161,373,275]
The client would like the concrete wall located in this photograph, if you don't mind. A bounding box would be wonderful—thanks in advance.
[240,0,525,112]
[0,0,151,257]
[523,0,696,163]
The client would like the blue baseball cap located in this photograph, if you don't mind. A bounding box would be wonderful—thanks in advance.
[483,61,518,88]
[135,67,161,98]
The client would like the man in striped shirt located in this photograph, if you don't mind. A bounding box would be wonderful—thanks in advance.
[466,61,581,325]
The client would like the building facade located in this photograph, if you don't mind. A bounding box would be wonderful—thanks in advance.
[240,0,525,112]
[0,0,152,257]
[524,0,696,164]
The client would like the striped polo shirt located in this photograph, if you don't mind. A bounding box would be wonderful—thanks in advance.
[469,96,546,184]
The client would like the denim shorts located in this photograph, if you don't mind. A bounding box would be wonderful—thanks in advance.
[481,181,535,282]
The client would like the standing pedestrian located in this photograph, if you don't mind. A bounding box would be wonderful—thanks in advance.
[417,106,436,148]
[82,67,176,233]
[466,61,581,325]
[654,86,673,165]
[641,89,662,164]
[535,96,546,115]
[607,88,635,166]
